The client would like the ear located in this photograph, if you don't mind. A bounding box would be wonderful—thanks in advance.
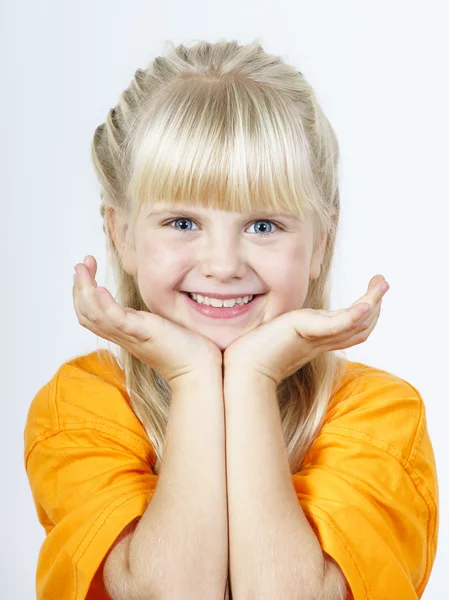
[309,229,328,281]
[105,206,138,276]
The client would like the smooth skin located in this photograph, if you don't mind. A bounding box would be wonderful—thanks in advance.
[72,256,223,385]
[223,275,390,383]
[73,256,389,381]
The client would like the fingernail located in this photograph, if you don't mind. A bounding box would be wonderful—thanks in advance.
[83,256,90,265]
[381,282,390,293]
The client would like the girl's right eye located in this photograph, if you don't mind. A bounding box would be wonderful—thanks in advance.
[166,217,198,232]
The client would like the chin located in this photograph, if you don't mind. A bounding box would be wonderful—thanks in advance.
[204,334,233,353]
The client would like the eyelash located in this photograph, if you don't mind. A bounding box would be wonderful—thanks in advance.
[164,216,285,238]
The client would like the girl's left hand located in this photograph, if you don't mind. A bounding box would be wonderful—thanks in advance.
[223,274,390,385]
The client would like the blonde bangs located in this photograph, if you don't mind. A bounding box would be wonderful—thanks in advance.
[125,75,319,222]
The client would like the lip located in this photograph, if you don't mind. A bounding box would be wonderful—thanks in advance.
[185,292,259,300]
[182,292,264,319]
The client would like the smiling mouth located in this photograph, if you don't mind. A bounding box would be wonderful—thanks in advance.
[181,291,266,319]
[186,292,259,306]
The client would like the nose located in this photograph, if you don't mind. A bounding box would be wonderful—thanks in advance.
[198,234,247,283]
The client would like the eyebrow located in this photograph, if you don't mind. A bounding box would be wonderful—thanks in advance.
[147,208,301,221]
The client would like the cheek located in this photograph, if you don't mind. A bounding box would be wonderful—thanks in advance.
[265,247,311,309]
[136,244,189,300]
[140,238,191,270]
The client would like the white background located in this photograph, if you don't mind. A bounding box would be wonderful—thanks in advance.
[2,0,447,597]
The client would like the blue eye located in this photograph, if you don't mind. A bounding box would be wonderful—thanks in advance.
[168,218,199,233]
[166,217,282,238]
[247,220,279,238]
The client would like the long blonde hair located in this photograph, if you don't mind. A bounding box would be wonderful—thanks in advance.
[91,39,349,474]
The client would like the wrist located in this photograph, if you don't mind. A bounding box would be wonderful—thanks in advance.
[169,365,223,393]
[223,364,278,390]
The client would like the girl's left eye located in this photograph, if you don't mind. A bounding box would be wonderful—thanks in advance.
[165,217,283,238]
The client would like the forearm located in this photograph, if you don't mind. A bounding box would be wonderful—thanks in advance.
[224,370,324,599]
[128,369,228,599]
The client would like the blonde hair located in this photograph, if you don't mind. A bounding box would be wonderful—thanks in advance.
[91,38,349,474]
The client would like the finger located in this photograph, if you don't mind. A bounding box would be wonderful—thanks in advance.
[93,287,147,339]
[73,262,97,299]
[345,300,383,347]
[334,278,388,332]
[350,275,389,310]
[82,255,98,286]
[328,302,372,335]
[73,263,102,328]
[304,275,389,346]
[348,298,382,337]
[73,263,120,338]
[336,289,384,336]
[327,296,383,351]
[77,273,157,347]
[294,303,367,341]
[369,274,385,289]
[353,278,389,330]
[327,275,389,321]
[302,295,379,341]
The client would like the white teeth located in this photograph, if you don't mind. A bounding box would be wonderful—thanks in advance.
[188,293,254,307]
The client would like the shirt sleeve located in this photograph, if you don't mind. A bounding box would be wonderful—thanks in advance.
[291,380,439,600]
[24,368,159,599]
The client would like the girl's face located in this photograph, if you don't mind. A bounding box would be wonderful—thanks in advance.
[114,201,327,351]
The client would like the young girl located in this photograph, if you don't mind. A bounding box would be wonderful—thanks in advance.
[24,39,438,600]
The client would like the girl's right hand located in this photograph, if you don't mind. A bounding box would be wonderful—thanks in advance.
[72,255,223,386]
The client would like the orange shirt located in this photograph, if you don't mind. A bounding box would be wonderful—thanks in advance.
[24,350,439,599]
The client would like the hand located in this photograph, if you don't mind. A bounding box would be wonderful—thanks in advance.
[223,275,390,386]
[72,255,223,385]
